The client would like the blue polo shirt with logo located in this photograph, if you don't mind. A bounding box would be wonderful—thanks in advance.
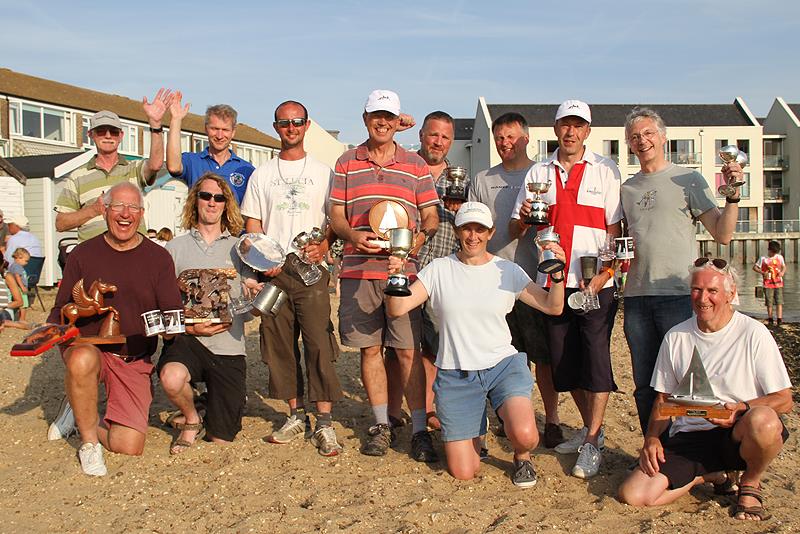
[174,149,255,204]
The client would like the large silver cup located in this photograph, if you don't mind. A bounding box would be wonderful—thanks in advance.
[292,231,323,286]
[535,230,565,274]
[525,179,551,226]
[717,145,748,197]
[444,166,468,201]
[384,228,414,297]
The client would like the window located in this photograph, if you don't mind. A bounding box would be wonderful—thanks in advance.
[536,140,559,160]
[736,139,749,154]
[193,137,208,153]
[81,117,139,155]
[715,172,749,199]
[9,101,73,143]
[714,139,728,164]
[668,139,694,164]
[602,140,619,163]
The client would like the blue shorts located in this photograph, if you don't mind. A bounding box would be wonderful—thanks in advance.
[433,353,534,442]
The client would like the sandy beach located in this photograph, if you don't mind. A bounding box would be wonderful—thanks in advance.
[0,289,797,533]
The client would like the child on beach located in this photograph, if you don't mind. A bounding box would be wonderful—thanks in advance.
[753,240,786,326]
[9,248,30,322]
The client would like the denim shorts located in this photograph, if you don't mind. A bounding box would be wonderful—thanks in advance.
[433,353,534,442]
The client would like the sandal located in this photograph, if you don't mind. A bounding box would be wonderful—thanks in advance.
[713,470,739,496]
[734,484,771,521]
[169,420,206,456]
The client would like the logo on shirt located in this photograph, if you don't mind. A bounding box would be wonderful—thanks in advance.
[584,186,602,195]
[230,173,245,187]
[637,190,657,210]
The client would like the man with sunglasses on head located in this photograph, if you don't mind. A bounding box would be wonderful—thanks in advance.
[329,90,440,462]
[167,93,255,204]
[47,182,182,475]
[622,108,740,435]
[619,258,792,521]
[240,101,344,456]
[55,90,173,242]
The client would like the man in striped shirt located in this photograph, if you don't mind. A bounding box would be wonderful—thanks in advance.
[55,90,173,242]
[329,90,440,462]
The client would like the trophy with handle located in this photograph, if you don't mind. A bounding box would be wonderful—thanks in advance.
[368,200,410,249]
[444,166,468,202]
[535,230,565,274]
[291,228,324,286]
[384,228,414,297]
[717,145,748,197]
[658,347,732,418]
[525,177,552,226]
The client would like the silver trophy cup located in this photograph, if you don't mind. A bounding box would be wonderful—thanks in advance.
[525,179,551,226]
[444,166,468,201]
[291,230,323,286]
[535,230,565,274]
[717,145,748,197]
[384,228,414,297]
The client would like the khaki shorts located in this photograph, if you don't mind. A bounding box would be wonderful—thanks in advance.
[338,278,421,350]
[765,286,784,307]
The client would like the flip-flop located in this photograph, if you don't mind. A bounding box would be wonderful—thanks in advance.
[734,484,771,521]
[169,421,206,456]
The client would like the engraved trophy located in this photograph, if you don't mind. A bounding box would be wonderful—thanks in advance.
[291,227,325,286]
[658,347,732,418]
[535,230,566,274]
[525,177,552,226]
[384,228,414,297]
[178,268,238,324]
[568,256,601,313]
[234,233,288,317]
[717,145,748,197]
[444,166,468,202]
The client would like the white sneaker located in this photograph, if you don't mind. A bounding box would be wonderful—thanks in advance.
[572,442,602,479]
[78,442,107,476]
[48,397,76,441]
[554,427,605,454]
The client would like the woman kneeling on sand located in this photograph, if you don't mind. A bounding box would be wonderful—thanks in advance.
[386,202,565,487]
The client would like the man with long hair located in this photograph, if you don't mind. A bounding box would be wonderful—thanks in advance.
[158,172,257,454]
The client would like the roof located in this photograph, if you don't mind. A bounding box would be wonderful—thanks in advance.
[0,68,280,149]
[788,104,800,121]
[486,103,758,128]
[5,152,84,178]
[454,118,474,141]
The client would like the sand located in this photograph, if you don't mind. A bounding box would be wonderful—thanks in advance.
[0,289,797,533]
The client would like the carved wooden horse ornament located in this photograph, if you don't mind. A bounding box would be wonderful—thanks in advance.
[60,279,122,337]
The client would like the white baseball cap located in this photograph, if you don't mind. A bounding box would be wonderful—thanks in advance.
[364,90,401,116]
[6,214,29,228]
[555,99,591,124]
[455,202,494,229]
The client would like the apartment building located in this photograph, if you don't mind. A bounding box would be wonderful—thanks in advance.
[761,98,799,229]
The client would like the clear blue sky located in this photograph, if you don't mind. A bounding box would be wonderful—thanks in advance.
[2,0,798,146]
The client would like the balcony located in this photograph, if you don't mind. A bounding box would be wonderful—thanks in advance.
[667,152,702,166]
[764,187,789,201]
[697,219,800,234]
[763,155,789,169]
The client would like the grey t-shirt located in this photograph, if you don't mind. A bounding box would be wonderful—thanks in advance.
[622,163,717,296]
[166,229,253,355]
[469,163,538,276]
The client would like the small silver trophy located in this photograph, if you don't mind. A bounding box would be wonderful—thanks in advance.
[717,145,748,197]
[444,166,468,202]
[291,229,324,286]
[525,177,552,226]
[568,256,601,313]
[384,228,414,297]
[535,230,565,274]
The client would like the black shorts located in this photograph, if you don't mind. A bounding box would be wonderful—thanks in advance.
[506,300,550,364]
[158,335,246,441]
[546,287,617,392]
[660,423,790,489]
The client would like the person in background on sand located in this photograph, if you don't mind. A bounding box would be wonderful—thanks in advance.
[753,240,786,326]
[8,248,30,323]
[0,251,29,330]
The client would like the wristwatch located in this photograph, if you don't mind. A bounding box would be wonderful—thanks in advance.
[149,126,164,133]
[725,196,740,203]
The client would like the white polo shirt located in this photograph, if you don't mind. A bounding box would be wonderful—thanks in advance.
[511,148,622,288]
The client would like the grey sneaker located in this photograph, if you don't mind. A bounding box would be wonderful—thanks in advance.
[512,459,538,488]
[78,442,107,476]
[267,415,310,444]
[572,442,602,479]
[360,424,395,456]
[310,426,343,457]
[48,397,76,441]
[554,427,605,454]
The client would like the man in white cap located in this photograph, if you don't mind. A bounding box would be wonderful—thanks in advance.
[5,214,43,259]
[329,89,440,462]
[511,99,622,480]
[55,89,173,242]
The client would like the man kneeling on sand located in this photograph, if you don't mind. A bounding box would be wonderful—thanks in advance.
[618,258,793,521]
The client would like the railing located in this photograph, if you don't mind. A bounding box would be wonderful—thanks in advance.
[763,155,789,169]
[764,187,789,201]
[667,152,702,165]
[697,219,800,234]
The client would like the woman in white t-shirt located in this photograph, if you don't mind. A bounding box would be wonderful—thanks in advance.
[387,202,565,487]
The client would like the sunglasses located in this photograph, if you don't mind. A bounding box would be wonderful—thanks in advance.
[197,191,226,203]
[92,126,122,136]
[274,118,307,128]
[694,257,728,270]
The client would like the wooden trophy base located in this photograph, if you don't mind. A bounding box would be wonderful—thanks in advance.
[659,401,732,418]
[72,336,126,345]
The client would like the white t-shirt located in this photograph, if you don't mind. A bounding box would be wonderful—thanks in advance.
[511,149,622,288]
[240,155,332,254]
[416,255,531,371]
[651,311,792,436]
